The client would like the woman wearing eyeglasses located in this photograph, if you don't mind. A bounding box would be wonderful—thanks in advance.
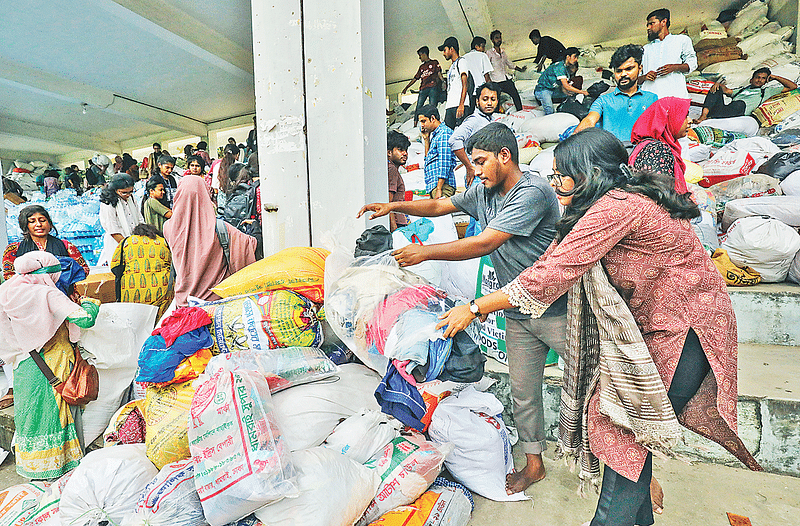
[438,128,761,526]
[98,173,143,266]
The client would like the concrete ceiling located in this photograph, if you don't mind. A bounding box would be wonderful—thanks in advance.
[1,0,743,164]
[0,0,255,164]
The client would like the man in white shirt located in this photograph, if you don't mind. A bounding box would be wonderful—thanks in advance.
[438,36,472,130]
[639,8,697,99]
[487,30,527,112]
[463,36,493,109]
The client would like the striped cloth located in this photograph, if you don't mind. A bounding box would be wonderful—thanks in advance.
[557,263,683,495]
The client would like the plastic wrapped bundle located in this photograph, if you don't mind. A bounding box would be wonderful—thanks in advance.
[204,347,339,393]
[189,365,297,526]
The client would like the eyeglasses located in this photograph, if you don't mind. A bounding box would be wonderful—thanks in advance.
[545,172,566,187]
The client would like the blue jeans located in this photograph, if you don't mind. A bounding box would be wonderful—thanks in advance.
[534,87,556,115]
[415,86,439,123]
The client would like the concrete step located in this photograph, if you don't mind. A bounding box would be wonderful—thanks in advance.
[484,342,800,478]
[728,282,800,346]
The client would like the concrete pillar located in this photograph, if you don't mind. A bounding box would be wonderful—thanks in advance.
[0,160,7,271]
[251,0,387,253]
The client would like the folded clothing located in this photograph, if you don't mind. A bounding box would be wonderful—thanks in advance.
[152,307,211,347]
[137,327,213,383]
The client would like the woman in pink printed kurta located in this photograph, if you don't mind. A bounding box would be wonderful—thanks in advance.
[439,128,760,526]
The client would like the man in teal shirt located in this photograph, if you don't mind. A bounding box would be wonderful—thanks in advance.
[694,67,796,124]
[534,47,587,114]
[574,44,658,143]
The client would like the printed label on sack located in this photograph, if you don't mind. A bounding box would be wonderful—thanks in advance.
[475,256,507,364]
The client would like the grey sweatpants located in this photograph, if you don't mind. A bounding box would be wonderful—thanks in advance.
[505,314,567,455]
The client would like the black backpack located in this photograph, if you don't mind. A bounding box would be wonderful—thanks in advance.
[222,180,260,227]
[221,180,263,259]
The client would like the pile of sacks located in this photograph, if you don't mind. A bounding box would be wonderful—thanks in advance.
[1,241,525,526]
[679,129,800,285]
[5,188,105,266]
[4,159,58,193]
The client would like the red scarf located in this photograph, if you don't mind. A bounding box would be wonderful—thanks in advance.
[629,97,690,194]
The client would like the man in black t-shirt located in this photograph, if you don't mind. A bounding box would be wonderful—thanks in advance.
[529,29,566,72]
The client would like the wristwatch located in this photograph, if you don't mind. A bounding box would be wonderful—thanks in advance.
[469,300,481,317]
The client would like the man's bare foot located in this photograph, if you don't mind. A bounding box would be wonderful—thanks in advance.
[506,453,546,494]
[651,476,664,514]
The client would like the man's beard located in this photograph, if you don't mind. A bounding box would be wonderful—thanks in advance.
[647,31,658,41]
[617,77,634,90]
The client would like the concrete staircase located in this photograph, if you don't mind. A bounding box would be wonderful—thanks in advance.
[485,282,800,478]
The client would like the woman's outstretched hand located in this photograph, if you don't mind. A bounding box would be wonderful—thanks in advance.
[437,304,485,338]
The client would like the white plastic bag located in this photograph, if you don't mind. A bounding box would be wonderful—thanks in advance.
[697,117,760,137]
[517,113,579,143]
[323,409,402,463]
[722,216,800,282]
[59,444,159,526]
[781,170,800,195]
[428,386,527,502]
[204,347,339,394]
[709,173,783,217]
[691,211,719,250]
[79,303,158,443]
[728,1,768,37]
[254,447,381,526]
[123,459,205,526]
[357,433,452,526]
[721,196,800,231]
[271,364,382,451]
[0,482,47,526]
[189,366,297,526]
[324,251,429,373]
[788,250,800,284]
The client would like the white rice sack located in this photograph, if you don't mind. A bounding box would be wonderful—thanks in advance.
[722,70,757,90]
[428,386,526,502]
[59,445,158,526]
[722,195,800,230]
[703,60,751,75]
[746,42,792,67]
[527,145,555,176]
[721,216,800,282]
[780,170,800,195]
[698,117,760,136]
[124,460,205,526]
[518,113,579,143]
[738,31,782,55]
[254,447,381,526]
[728,1,768,37]
[788,250,800,284]
[0,482,47,526]
[323,409,402,463]
[272,364,382,451]
[680,138,712,163]
[703,20,726,32]
[739,15,770,40]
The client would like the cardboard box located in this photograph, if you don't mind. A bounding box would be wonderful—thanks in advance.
[74,271,116,304]
[752,89,800,126]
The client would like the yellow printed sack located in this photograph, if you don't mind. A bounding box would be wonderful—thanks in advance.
[211,247,330,303]
[200,290,323,354]
[144,380,195,469]
[711,249,762,286]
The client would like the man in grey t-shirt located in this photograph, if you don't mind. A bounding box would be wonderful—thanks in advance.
[358,122,567,494]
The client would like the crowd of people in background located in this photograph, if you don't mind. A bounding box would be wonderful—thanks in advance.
[0,122,263,468]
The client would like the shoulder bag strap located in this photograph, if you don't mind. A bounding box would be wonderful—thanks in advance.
[28,350,63,389]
